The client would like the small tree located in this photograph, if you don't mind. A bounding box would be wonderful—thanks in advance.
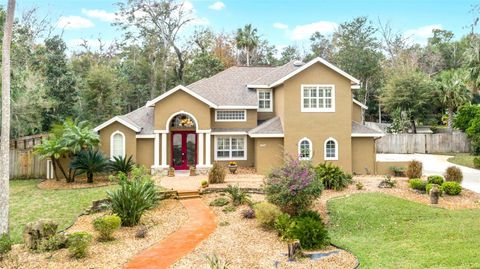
[453,104,480,131]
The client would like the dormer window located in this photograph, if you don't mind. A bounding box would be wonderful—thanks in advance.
[258,89,273,112]
[301,84,335,112]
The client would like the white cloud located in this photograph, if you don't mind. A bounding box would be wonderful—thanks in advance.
[289,21,338,40]
[181,1,210,26]
[273,22,288,30]
[57,16,94,29]
[81,9,118,23]
[209,1,225,10]
[404,24,443,45]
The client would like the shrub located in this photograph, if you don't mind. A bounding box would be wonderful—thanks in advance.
[37,233,68,252]
[265,157,323,215]
[209,197,229,207]
[201,180,209,188]
[70,149,109,183]
[241,208,255,219]
[409,178,427,191]
[442,181,462,195]
[0,234,12,255]
[426,183,443,196]
[107,167,159,226]
[356,181,364,190]
[474,157,480,169]
[109,155,135,174]
[222,205,236,213]
[427,175,444,185]
[274,213,292,238]
[67,232,92,259]
[389,166,405,176]
[93,215,121,241]
[205,254,230,269]
[378,175,396,188]
[283,211,330,250]
[315,162,352,191]
[454,104,480,131]
[253,202,282,229]
[209,162,226,184]
[406,160,423,179]
[444,166,463,183]
[225,184,251,206]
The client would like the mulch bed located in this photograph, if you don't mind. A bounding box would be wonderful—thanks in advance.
[37,176,116,190]
[0,200,188,269]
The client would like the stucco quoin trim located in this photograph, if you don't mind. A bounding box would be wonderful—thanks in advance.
[146,85,218,108]
[94,116,141,132]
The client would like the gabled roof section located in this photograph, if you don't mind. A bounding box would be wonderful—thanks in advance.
[353,99,368,109]
[249,117,284,138]
[351,122,384,137]
[94,116,142,133]
[247,57,361,88]
[146,85,218,108]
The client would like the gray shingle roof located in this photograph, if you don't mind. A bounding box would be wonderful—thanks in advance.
[352,122,384,136]
[249,117,284,135]
[187,66,277,106]
[248,61,302,86]
[120,106,154,135]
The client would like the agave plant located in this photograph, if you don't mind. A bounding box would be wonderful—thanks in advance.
[70,149,109,183]
[109,155,135,174]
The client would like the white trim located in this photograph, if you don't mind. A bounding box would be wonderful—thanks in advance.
[218,105,258,109]
[246,57,360,88]
[154,133,160,167]
[324,137,339,161]
[46,159,54,179]
[205,133,211,165]
[197,129,212,134]
[196,164,213,168]
[215,109,247,122]
[136,134,155,139]
[351,133,385,138]
[257,89,273,112]
[298,137,313,160]
[211,131,248,135]
[198,133,204,166]
[248,84,271,89]
[301,84,336,112]
[146,85,217,108]
[110,131,126,160]
[353,99,368,110]
[249,133,284,138]
[351,84,361,89]
[154,130,169,134]
[214,135,248,161]
[165,111,200,131]
[94,116,141,132]
[161,133,167,166]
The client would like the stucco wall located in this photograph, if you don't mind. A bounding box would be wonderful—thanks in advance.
[136,138,154,168]
[98,122,137,161]
[280,62,353,173]
[154,90,211,130]
[376,161,410,175]
[351,137,376,175]
[274,85,285,126]
[352,102,363,123]
[211,109,258,129]
[254,138,284,175]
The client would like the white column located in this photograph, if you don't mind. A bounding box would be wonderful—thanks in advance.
[154,133,160,167]
[161,133,167,167]
[205,133,211,166]
[197,133,204,166]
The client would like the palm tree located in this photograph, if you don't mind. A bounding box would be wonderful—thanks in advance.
[70,149,109,183]
[437,69,472,131]
[464,36,480,92]
[0,0,16,237]
[34,136,70,181]
[62,119,100,153]
[235,24,259,66]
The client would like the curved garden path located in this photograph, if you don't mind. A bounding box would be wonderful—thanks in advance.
[124,199,216,269]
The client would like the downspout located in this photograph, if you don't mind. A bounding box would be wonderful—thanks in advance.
[373,136,383,175]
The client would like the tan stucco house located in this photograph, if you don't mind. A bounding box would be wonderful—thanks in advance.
[94,57,384,175]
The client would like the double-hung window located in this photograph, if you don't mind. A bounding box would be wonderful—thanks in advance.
[258,89,273,112]
[301,84,335,112]
[215,136,247,160]
[215,110,246,121]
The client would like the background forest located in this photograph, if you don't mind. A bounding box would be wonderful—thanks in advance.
[1,0,480,138]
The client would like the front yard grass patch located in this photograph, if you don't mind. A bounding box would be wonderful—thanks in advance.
[328,192,480,268]
[447,153,479,169]
[10,179,116,244]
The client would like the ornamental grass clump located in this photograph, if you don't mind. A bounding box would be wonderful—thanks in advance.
[444,166,463,183]
[315,162,352,191]
[264,156,323,216]
[209,162,226,184]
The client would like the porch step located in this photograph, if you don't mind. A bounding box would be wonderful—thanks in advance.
[177,190,200,200]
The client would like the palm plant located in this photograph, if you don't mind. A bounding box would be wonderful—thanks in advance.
[436,69,471,130]
[235,24,259,66]
[62,119,100,153]
[70,149,109,183]
[109,155,135,174]
[34,136,70,181]
[464,36,480,92]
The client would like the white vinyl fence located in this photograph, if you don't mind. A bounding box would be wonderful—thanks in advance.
[376,132,470,154]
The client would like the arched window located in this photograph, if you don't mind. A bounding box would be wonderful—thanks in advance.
[324,138,338,160]
[298,137,312,160]
[111,131,125,159]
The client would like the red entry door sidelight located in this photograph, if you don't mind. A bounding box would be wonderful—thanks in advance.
[171,131,197,170]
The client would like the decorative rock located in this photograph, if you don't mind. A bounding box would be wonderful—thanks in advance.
[86,198,111,214]
[23,219,58,250]
[135,225,148,239]
[430,185,441,204]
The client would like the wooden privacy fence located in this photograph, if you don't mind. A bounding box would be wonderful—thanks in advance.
[10,149,46,179]
[376,132,471,154]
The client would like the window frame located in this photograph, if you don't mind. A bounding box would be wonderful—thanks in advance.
[214,109,247,122]
[257,89,273,112]
[110,130,126,160]
[298,137,313,160]
[214,135,248,161]
[300,84,336,112]
[324,137,338,161]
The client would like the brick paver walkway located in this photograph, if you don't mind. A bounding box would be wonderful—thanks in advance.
[124,199,216,269]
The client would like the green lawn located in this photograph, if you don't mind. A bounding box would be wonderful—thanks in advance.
[328,193,480,269]
[9,179,116,243]
[446,153,479,169]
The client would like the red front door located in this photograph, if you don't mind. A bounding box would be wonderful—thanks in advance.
[171,131,197,170]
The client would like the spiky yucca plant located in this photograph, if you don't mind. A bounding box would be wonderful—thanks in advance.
[109,155,135,174]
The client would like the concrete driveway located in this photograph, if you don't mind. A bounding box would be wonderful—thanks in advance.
[377,153,480,193]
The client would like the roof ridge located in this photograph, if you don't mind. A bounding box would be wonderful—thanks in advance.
[247,61,295,86]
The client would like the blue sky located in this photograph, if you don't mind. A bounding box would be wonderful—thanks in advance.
[14,0,480,52]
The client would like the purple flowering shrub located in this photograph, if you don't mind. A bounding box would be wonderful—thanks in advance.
[264,156,323,215]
